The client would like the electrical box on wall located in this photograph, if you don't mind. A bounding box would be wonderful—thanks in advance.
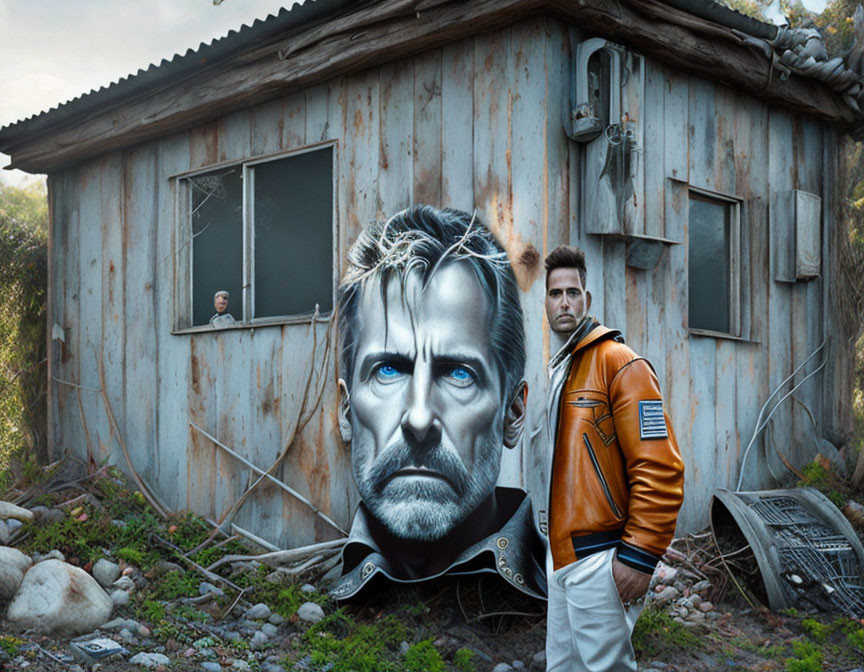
[771,190,821,282]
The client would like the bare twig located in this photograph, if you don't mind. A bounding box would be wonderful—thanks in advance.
[216,313,336,528]
[469,610,545,623]
[207,538,346,572]
[219,587,248,622]
[97,354,169,519]
[265,553,327,580]
[187,534,239,559]
[231,523,280,552]
[153,535,243,592]
[190,423,346,536]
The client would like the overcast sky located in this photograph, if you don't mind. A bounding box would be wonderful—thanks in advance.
[0,0,291,186]
[0,0,829,188]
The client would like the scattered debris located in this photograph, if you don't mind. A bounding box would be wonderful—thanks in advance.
[711,488,864,618]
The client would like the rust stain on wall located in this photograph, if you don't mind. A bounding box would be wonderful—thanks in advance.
[190,339,201,396]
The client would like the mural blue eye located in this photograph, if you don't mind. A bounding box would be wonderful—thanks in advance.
[374,364,402,383]
[447,367,473,387]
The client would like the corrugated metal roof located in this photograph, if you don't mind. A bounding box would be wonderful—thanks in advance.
[0,0,357,145]
[663,0,778,38]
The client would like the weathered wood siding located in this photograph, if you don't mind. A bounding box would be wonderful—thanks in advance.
[47,16,834,544]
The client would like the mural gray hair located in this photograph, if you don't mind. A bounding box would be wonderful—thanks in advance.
[337,204,526,401]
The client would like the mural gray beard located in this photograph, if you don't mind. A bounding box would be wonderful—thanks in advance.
[352,431,502,541]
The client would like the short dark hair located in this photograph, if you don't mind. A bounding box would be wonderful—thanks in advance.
[338,205,525,401]
[544,245,587,288]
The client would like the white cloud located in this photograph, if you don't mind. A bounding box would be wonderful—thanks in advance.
[0,0,290,182]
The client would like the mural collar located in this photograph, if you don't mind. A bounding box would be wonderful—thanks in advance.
[331,487,547,601]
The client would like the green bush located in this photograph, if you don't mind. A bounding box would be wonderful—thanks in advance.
[0,178,47,474]
[785,640,823,672]
[801,618,830,643]
[403,639,445,672]
[453,647,477,672]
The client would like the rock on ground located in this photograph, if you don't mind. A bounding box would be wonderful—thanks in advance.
[92,559,121,588]
[250,630,269,651]
[128,652,171,667]
[0,501,34,522]
[243,603,271,621]
[297,602,325,623]
[6,559,113,636]
[0,546,32,600]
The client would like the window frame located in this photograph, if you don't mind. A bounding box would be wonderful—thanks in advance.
[170,141,338,334]
[686,185,743,340]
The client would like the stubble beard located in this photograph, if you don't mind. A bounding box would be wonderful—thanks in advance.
[352,433,501,542]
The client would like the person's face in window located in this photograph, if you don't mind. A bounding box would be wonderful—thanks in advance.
[214,293,229,314]
[345,262,505,541]
[545,267,591,334]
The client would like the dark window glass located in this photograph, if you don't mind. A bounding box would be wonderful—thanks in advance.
[191,169,243,327]
[253,148,333,318]
[688,194,730,333]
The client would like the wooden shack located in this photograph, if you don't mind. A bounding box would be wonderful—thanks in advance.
[1,0,860,547]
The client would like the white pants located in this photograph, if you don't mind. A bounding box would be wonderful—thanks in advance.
[545,548,643,672]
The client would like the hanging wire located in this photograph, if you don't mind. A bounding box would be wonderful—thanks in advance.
[735,338,828,491]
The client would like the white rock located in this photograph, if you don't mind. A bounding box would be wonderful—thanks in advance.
[112,576,135,591]
[268,613,285,626]
[261,623,279,638]
[249,631,269,651]
[0,546,32,600]
[0,501,33,522]
[493,664,514,672]
[243,603,271,621]
[651,585,679,605]
[6,559,113,636]
[0,521,9,544]
[34,550,65,563]
[300,584,316,594]
[110,589,130,606]
[92,559,121,588]
[297,602,325,623]
[128,652,171,667]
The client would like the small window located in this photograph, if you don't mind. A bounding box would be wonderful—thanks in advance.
[178,145,334,330]
[688,190,740,336]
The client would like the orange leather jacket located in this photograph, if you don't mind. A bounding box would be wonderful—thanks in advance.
[547,323,685,573]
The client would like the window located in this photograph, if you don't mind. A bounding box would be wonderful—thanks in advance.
[688,189,740,336]
[177,145,334,330]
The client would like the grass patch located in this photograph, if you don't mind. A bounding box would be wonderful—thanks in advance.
[784,640,823,672]
[632,605,701,658]
[247,579,329,619]
[403,639,445,672]
[149,570,200,600]
[453,648,476,672]
[801,618,830,643]
[0,636,24,657]
[299,610,409,672]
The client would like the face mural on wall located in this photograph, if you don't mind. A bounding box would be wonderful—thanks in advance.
[331,204,546,600]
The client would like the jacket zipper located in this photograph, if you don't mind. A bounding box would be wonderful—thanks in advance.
[582,432,623,519]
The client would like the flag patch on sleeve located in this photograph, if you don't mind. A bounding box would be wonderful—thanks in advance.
[639,400,668,439]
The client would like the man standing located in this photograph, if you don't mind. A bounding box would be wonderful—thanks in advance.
[332,205,545,600]
[542,246,684,672]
